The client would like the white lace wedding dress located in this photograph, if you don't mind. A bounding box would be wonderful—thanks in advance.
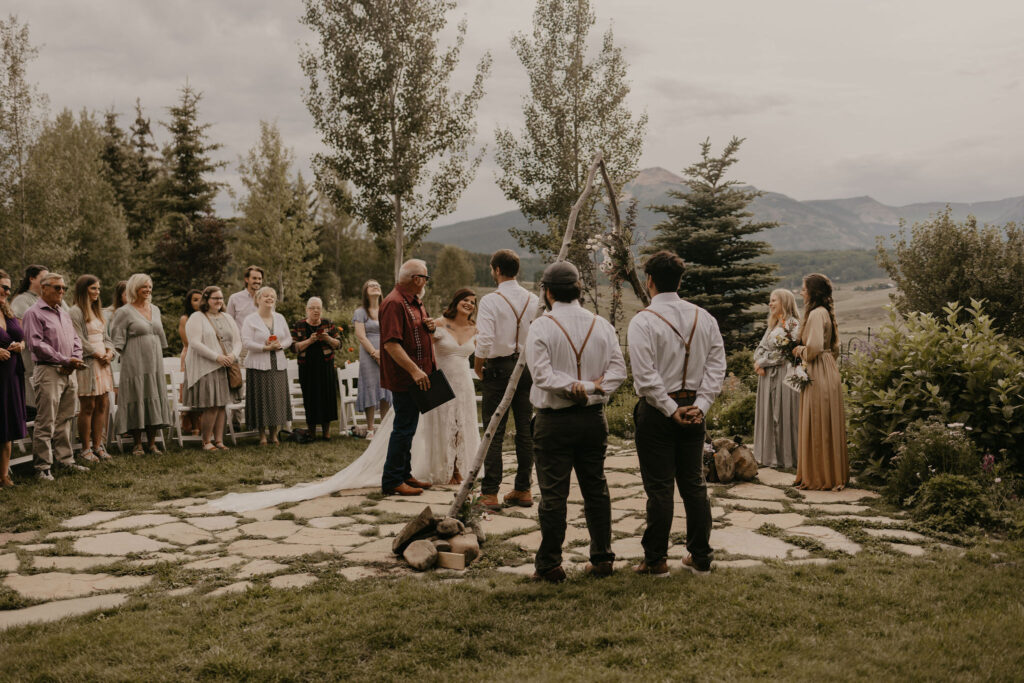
[212,326,480,512]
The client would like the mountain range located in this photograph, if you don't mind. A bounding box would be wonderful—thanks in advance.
[428,167,1024,253]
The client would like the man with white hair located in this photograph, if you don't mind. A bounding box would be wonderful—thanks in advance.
[21,273,88,480]
[378,259,437,495]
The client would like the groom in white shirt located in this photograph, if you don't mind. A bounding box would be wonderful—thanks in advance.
[474,249,539,510]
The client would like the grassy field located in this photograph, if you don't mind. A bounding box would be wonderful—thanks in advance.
[2,439,1024,680]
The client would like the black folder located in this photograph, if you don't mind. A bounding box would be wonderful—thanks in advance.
[410,369,456,414]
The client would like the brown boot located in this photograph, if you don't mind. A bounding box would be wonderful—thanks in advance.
[383,483,423,496]
[477,494,502,511]
[633,559,670,577]
[405,477,432,490]
[531,566,566,583]
[503,489,533,507]
[584,561,614,578]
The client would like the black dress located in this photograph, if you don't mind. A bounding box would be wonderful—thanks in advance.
[291,319,340,427]
[0,314,27,442]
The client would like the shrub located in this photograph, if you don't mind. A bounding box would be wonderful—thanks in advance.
[910,474,994,533]
[707,375,755,439]
[845,300,1024,477]
[884,419,979,505]
[727,349,759,392]
[605,392,635,439]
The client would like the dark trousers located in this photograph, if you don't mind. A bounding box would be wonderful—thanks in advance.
[533,406,614,573]
[480,356,534,494]
[634,399,713,566]
[382,391,419,491]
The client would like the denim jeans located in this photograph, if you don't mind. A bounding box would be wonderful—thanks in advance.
[382,391,420,491]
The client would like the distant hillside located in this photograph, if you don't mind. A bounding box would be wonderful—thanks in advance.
[429,168,1024,253]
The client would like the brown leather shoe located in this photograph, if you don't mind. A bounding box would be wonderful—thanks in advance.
[478,494,502,511]
[530,566,566,583]
[383,483,423,496]
[405,477,432,490]
[584,561,614,578]
[681,555,712,575]
[503,489,533,507]
[633,559,670,577]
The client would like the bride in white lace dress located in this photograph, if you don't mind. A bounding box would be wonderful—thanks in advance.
[212,289,480,513]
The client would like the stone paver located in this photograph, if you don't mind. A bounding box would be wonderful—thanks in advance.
[610,536,645,559]
[725,511,807,530]
[20,544,54,552]
[98,514,180,531]
[790,503,870,514]
[4,572,153,600]
[239,520,304,539]
[60,511,124,529]
[715,559,764,569]
[236,559,289,578]
[32,556,125,571]
[756,468,796,487]
[725,483,791,501]
[0,554,19,572]
[722,500,787,512]
[507,526,591,552]
[226,539,328,559]
[153,497,208,508]
[339,566,382,581]
[283,527,367,550]
[0,531,39,545]
[183,555,246,571]
[269,573,317,589]
[188,516,240,531]
[863,528,929,542]
[788,526,861,555]
[890,543,926,557]
[0,593,129,631]
[74,532,174,556]
[287,496,367,519]
[140,523,216,546]
[612,516,645,535]
[478,514,538,537]
[713,527,810,560]
[207,581,253,597]
[307,516,354,529]
[796,488,880,504]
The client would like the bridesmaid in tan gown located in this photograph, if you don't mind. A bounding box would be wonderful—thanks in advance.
[792,274,848,490]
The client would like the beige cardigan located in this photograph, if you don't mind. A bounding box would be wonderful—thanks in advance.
[184,311,241,389]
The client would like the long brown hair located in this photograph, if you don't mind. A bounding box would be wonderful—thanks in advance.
[360,280,381,312]
[73,275,104,324]
[111,280,128,312]
[801,273,839,353]
[0,269,13,319]
[442,288,476,323]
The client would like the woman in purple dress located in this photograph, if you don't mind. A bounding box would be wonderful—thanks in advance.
[0,269,27,486]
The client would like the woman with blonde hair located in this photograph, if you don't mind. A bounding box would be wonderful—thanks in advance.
[69,275,115,462]
[752,288,801,468]
[241,286,292,445]
[109,273,172,455]
[791,274,848,490]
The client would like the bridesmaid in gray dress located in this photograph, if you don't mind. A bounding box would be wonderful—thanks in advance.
[110,274,173,455]
[352,280,391,435]
[752,288,801,468]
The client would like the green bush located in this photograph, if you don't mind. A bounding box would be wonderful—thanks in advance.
[605,391,635,439]
[910,474,994,533]
[707,376,755,439]
[846,300,1024,478]
[727,349,758,392]
[884,419,979,506]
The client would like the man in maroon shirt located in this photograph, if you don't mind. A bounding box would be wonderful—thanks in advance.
[379,259,437,495]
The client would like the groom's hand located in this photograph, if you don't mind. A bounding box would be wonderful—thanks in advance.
[412,368,430,390]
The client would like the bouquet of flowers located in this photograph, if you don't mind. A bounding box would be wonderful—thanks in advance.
[771,322,812,392]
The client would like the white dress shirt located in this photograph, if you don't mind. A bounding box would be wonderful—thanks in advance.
[525,301,627,410]
[227,289,258,332]
[475,279,540,359]
[627,292,726,418]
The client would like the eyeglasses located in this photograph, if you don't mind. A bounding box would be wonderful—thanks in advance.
[44,284,68,292]
[412,274,431,281]
[0,285,10,293]
[209,296,224,301]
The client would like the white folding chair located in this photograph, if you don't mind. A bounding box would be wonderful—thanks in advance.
[336,362,361,431]
[286,358,306,427]
[170,369,203,447]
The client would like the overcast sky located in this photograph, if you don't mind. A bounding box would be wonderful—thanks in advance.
[8,0,1023,223]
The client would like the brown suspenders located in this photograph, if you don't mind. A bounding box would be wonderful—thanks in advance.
[543,313,598,380]
[496,291,532,354]
[640,307,700,389]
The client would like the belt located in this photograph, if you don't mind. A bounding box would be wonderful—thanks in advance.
[35,361,61,367]
[668,389,696,400]
[537,403,602,415]
[487,353,519,362]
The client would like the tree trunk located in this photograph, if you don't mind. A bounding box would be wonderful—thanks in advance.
[393,193,403,283]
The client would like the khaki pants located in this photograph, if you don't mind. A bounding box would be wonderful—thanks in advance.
[30,365,78,471]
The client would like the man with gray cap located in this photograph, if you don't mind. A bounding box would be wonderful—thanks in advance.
[524,261,626,582]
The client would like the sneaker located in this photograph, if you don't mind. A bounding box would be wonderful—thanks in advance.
[61,463,89,473]
[633,559,670,577]
[681,555,712,575]
[36,470,55,481]
[584,561,614,578]
[531,566,567,583]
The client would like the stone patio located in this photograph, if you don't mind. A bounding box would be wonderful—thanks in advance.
[0,444,952,630]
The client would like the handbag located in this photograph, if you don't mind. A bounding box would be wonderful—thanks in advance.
[206,314,243,389]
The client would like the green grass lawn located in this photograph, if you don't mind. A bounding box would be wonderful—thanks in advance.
[2,438,1024,680]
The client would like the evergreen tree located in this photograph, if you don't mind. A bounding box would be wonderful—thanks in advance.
[150,83,227,299]
[432,245,475,302]
[21,108,131,283]
[125,98,160,246]
[0,15,48,264]
[234,121,320,318]
[649,137,777,350]
[100,109,133,219]
[495,0,646,306]
[300,0,491,281]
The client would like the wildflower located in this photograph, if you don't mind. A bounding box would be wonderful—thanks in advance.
[946,422,965,429]
[982,454,995,472]
[995,477,1002,484]
[348,347,355,352]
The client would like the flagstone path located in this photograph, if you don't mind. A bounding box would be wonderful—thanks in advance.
[0,444,957,631]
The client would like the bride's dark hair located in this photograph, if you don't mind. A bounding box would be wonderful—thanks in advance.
[442,288,476,323]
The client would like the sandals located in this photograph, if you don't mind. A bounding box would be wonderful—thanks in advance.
[131,445,145,456]
[214,442,229,451]
[146,444,161,455]
[201,442,217,451]
[94,446,113,461]
[80,449,100,464]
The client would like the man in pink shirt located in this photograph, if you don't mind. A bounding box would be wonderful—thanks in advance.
[22,273,87,480]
